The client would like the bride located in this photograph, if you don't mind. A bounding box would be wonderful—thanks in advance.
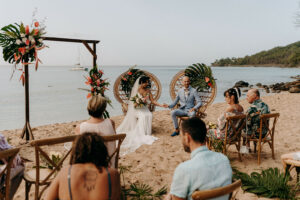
[117,75,164,154]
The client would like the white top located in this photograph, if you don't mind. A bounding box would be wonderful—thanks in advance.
[79,119,116,167]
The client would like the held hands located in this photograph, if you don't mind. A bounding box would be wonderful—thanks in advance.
[162,103,169,108]
[189,108,195,113]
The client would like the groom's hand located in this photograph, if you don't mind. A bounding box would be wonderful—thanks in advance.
[189,108,195,113]
[163,104,169,108]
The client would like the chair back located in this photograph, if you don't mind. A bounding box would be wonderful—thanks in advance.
[169,70,217,118]
[258,113,280,141]
[101,134,126,169]
[30,135,77,199]
[192,179,241,200]
[0,148,20,200]
[113,70,162,114]
[224,114,246,144]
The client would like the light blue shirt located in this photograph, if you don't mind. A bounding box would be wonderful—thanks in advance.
[170,146,232,200]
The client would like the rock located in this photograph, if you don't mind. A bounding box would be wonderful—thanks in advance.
[290,75,300,80]
[256,83,262,87]
[234,81,249,88]
[289,86,300,93]
[249,85,253,88]
[263,85,269,89]
[265,88,270,93]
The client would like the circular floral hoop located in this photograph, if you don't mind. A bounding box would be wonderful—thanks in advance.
[120,66,145,98]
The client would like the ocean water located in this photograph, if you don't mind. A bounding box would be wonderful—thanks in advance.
[0,65,299,131]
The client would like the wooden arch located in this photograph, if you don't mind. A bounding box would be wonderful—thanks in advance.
[22,37,99,141]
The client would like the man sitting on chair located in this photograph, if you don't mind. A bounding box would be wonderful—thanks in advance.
[164,76,202,136]
[165,117,232,200]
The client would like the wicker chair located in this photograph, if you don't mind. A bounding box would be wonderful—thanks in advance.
[192,179,241,200]
[113,70,162,114]
[0,148,20,200]
[169,70,217,124]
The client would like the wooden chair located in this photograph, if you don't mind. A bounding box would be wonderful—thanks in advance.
[0,148,20,200]
[23,135,77,200]
[113,70,162,114]
[169,70,217,125]
[208,114,246,161]
[246,113,280,165]
[102,134,126,169]
[192,179,242,200]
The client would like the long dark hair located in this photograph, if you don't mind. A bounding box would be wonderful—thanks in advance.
[224,87,241,104]
[70,132,109,172]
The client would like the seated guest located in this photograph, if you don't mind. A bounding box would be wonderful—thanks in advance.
[244,89,270,138]
[208,87,244,139]
[0,133,24,200]
[75,95,116,167]
[165,117,232,200]
[45,132,122,200]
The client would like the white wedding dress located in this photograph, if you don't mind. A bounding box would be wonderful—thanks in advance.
[117,77,158,155]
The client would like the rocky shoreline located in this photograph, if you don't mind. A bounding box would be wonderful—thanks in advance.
[234,75,300,93]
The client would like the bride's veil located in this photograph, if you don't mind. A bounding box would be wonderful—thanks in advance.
[116,77,141,133]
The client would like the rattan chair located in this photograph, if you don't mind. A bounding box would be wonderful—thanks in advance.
[192,179,241,200]
[0,148,20,200]
[113,70,162,114]
[24,135,77,200]
[208,114,246,161]
[246,113,280,165]
[169,70,217,124]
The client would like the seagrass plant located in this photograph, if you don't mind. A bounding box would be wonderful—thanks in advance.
[184,63,215,92]
[233,167,299,199]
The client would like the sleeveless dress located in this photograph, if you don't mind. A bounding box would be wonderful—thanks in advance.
[80,119,116,168]
[117,92,158,155]
[208,109,243,140]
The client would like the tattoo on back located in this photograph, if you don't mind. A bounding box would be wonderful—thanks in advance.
[83,170,98,191]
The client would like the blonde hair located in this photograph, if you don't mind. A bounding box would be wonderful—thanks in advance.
[87,95,107,118]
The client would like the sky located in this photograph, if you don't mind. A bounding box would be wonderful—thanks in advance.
[0,0,300,66]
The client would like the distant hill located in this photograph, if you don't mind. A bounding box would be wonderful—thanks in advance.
[211,41,300,67]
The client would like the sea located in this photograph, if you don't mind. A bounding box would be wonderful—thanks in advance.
[0,65,299,131]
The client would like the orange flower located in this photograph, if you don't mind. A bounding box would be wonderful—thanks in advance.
[25,25,30,35]
[34,29,39,36]
[85,77,92,85]
[128,71,132,75]
[18,47,26,55]
[14,53,20,61]
[86,93,92,99]
[205,77,210,82]
[34,22,39,27]
[91,87,94,92]
[25,39,30,46]
[122,77,127,81]
[96,79,100,86]
[98,70,103,74]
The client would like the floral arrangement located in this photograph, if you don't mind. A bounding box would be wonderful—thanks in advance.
[130,94,148,108]
[85,65,111,118]
[0,21,46,85]
[40,151,62,170]
[184,63,215,91]
[120,66,145,98]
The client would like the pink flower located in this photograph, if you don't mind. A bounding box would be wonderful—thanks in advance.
[205,77,210,82]
[25,25,30,35]
[34,22,39,27]
[96,79,100,86]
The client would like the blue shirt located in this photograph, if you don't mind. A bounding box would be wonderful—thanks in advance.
[170,146,232,200]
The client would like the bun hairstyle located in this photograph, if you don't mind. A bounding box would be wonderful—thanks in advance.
[139,76,150,84]
[224,87,241,104]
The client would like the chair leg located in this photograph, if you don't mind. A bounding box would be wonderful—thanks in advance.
[257,143,261,165]
[236,142,242,162]
[270,142,275,160]
[254,142,257,153]
[25,182,32,200]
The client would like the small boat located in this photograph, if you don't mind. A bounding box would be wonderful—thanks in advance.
[70,66,88,71]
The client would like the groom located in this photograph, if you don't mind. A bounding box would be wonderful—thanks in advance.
[164,76,202,136]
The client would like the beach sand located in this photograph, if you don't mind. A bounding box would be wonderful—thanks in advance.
[2,92,299,199]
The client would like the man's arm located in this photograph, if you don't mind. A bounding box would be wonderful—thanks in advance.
[169,94,180,109]
[193,90,202,109]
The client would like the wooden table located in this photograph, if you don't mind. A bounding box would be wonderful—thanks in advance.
[281,153,300,182]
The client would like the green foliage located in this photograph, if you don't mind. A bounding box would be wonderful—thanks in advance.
[233,168,299,199]
[184,63,215,92]
[119,165,167,200]
[211,41,300,67]
[209,137,224,153]
[120,66,145,98]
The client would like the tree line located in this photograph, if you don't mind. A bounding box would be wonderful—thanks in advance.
[211,41,300,67]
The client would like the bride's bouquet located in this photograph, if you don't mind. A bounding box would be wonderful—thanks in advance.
[130,94,147,108]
